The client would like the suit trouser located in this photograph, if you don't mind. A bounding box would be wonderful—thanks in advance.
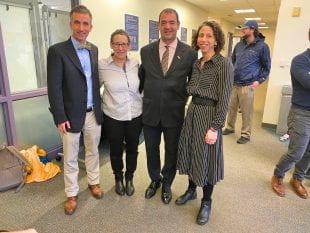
[61,111,101,197]
[103,114,142,181]
[226,85,254,139]
[274,106,310,181]
[143,122,182,186]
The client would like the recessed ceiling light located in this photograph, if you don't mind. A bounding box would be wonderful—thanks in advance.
[245,17,261,20]
[258,26,269,29]
[234,9,255,13]
[258,22,266,25]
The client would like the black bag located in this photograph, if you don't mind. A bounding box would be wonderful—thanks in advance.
[0,145,31,192]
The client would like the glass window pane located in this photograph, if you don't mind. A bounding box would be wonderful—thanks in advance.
[13,96,61,150]
[47,10,71,46]
[0,105,7,145]
[0,5,39,92]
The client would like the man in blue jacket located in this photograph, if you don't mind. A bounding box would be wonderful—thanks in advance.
[223,20,271,144]
[272,28,310,199]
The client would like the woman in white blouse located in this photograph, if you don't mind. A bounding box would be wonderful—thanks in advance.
[99,29,142,196]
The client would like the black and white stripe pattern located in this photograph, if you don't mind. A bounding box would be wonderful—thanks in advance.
[177,53,234,186]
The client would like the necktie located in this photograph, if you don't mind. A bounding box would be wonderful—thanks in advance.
[77,43,92,50]
[161,45,169,75]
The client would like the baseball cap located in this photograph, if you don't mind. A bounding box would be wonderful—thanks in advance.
[239,20,258,29]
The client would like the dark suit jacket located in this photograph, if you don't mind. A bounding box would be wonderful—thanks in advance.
[47,38,102,133]
[139,40,197,127]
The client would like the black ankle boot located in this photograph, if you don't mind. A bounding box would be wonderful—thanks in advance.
[196,199,212,225]
[175,189,197,205]
[115,180,125,196]
[125,179,135,196]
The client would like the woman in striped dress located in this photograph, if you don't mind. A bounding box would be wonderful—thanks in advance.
[176,21,234,225]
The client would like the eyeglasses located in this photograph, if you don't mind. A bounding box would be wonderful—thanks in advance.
[112,42,129,48]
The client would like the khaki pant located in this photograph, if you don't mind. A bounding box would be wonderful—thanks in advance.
[61,111,101,197]
[226,85,254,139]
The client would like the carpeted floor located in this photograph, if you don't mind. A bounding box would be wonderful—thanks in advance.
[1,112,309,233]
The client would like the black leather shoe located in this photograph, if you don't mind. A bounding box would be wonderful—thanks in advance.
[175,189,197,205]
[161,185,172,204]
[115,180,125,196]
[145,180,161,199]
[196,199,212,225]
[237,136,250,144]
[222,128,235,135]
[125,179,135,196]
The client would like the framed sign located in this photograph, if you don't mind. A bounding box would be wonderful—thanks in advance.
[125,14,139,50]
[181,27,187,43]
[149,20,159,43]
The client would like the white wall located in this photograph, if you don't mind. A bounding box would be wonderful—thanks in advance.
[262,0,310,125]
[81,0,235,60]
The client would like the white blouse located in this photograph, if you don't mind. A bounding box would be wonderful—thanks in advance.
[99,56,142,121]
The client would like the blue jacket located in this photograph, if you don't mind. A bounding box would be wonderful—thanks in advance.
[291,49,310,110]
[232,35,271,85]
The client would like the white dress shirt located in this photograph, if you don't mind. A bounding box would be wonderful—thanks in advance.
[99,56,142,121]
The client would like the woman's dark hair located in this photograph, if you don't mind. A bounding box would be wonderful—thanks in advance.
[192,21,225,53]
[110,29,130,44]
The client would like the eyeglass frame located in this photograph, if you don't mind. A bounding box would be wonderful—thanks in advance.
[111,42,130,48]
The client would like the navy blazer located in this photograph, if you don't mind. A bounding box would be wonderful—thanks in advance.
[139,40,197,127]
[47,38,102,132]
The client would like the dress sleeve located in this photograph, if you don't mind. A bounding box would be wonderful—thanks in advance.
[210,59,234,130]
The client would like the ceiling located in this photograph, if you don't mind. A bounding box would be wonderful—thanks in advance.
[185,0,281,29]
[38,0,281,30]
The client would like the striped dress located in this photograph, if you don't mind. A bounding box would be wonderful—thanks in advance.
[177,53,234,186]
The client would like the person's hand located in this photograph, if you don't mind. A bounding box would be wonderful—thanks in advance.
[205,129,218,145]
[58,121,71,134]
[249,81,260,90]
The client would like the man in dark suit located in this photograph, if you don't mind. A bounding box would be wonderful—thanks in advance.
[47,5,103,215]
[139,8,197,204]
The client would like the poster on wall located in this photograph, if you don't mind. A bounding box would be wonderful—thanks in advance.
[181,27,187,43]
[149,20,159,43]
[125,14,139,51]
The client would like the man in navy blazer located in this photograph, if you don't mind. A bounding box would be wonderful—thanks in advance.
[139,8,197,204]
[47,5,103,215]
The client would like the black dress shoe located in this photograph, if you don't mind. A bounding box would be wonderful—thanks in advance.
[161,186,172,204]
[222,128,235,135]
[125,179,135,196]
[145,180,161,199]
[175,189,197,205]
[196,199,212,225]
[115,180,125,196]
[237,136,250,144]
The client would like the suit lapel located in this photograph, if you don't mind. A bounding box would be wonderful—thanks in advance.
[166,40,185,76]
[64,38,84,75]
[150,41,163,75]
[88,42,96,76]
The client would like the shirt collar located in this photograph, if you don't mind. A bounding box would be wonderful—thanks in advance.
[159,37,178,49]
[107,55,131,66]
[71,36,88,50]
[198,53,222,66]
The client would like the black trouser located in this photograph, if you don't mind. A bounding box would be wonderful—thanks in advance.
[188,179,214,201]
[143,122,182,187]
[104,114,142,181]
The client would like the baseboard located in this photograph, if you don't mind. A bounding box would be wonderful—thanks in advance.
[261,122,277,129]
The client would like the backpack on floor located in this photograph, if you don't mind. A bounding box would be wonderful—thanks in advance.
[0,145,31,192]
